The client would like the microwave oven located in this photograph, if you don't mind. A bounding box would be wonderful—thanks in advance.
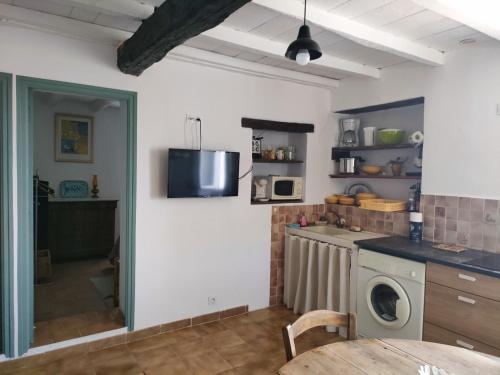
[262,176,303,200]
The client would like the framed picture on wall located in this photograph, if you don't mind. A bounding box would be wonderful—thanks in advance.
[54,113,94,163]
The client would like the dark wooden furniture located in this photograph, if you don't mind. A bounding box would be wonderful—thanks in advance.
[424,262,500,357]
[282,310,357,362]
[48,200,117,262]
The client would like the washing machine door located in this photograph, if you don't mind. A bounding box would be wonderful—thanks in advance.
[365,275,411,330]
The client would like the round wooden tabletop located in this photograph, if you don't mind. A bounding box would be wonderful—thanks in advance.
[278,339,500,375]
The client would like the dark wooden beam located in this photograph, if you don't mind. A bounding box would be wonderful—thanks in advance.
[241,118,315,133]
[117,0,251,76]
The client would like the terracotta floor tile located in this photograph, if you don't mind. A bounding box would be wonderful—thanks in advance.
[182,350,232,375]
[169,327,201,343]
[93,355,142,375]
[33,258,125,347]
[202,329,246,349]
[127,334,171,354]
[142,354,191,375]
[131,345,177,369]
[230,322,273,343]
[192,321,227,336]
[171,336,212,357]
[0,306,343,375]
[216,343,259,368]
[219,315,254,330]
[89,344,131,366]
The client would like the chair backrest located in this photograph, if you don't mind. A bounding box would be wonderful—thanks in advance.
[282,310,357,361]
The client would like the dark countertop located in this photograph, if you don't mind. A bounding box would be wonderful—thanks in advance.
[354,236,500,279]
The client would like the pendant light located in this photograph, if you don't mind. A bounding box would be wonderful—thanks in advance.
[285,0,322,66]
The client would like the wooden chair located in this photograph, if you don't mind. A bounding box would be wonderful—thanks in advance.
[282,310,357,361]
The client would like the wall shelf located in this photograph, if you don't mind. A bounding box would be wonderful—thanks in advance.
[332,144,416,160]
[329,174,421,180]
[242,117,314,133]
[333,144,414,152]
[253,159,304,164]
[251,199,304,205]
[335,97,424,115]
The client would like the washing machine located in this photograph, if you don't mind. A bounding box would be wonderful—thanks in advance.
[356,248,426,340]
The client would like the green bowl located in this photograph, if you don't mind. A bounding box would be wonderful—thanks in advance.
[378,129,405,145]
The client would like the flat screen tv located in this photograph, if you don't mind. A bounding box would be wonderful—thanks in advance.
[168,148,240,198]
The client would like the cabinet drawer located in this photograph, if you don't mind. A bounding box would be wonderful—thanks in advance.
[425,282,500,349]
[424,322,500,357]
[427,262,500,301]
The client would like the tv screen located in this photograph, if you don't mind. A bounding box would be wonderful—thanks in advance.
[168,149,240,198]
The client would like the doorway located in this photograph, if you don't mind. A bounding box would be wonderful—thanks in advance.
[0,73,13,357]
[16,77,136,355]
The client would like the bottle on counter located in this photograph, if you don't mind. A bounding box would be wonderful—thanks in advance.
[408,183,422,212]
[409,212,423,242]
[299,214,308,227]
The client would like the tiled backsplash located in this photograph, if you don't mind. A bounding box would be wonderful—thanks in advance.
[269,195,500,306]
[327,195,500,253]
[326,204,410,237]
[270,204,325,306]
[421,195,500,253]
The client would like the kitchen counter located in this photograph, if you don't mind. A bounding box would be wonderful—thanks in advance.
[354,236,500,279]
[287,225,386,248]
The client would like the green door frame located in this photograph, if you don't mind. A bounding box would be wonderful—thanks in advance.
[16,76,137,356]
[0,73,14,357]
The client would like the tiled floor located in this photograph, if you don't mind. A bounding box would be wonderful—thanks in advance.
[34,258,124,347]
[2,306,343,374]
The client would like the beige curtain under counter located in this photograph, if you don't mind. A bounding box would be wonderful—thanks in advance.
[284,235,350,316]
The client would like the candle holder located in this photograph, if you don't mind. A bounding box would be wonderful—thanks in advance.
[91,174,99,198]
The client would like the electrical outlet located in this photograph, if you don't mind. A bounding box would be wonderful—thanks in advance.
[208,296,216,305]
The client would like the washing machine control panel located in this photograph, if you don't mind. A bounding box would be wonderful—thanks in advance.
[358,249,426,284]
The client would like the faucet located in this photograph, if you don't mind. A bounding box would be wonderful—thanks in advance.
[329,211,347,229]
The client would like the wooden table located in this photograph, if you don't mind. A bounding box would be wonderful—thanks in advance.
[278,339,500,375]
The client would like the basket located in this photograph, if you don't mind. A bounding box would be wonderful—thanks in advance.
[359,199,406,212]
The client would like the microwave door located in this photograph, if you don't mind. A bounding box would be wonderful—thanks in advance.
[274,180,294,197]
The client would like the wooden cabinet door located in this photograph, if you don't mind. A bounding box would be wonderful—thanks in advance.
[48,200,117,261]
[425,281,500,349]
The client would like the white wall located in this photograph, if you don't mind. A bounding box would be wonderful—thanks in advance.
[332,44,500,200]
[0,24,335,330]
[33,95,125,200]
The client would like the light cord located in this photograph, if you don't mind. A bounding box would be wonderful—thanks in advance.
[304,0,307,25]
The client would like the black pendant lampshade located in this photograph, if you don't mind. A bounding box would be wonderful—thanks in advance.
[285,25,322,61]
[285,0,322,65]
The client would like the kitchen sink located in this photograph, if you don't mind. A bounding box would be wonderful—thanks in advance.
[287,225,387,246]
[300,226,350,236]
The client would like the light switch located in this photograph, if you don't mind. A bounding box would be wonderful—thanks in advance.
[497,104,500,116]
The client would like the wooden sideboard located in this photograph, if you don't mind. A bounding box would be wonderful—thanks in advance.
[48,200,117,262]
[424,262,500,357]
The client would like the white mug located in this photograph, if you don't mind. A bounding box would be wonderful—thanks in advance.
[363,127,377,146]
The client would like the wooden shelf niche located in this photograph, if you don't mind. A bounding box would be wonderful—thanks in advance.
[243,118,312,204]
[332,98,424,200]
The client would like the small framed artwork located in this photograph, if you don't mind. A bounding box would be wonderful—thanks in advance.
[55,113,94,163]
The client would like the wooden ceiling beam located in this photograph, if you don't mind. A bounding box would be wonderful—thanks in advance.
[253,0,445,66]
[117,0,251,76]
[61,0,154,19]
[411,0,500,41]
[203,25,381,78]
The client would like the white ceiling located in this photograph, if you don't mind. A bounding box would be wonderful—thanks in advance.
[0,0,497,81]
